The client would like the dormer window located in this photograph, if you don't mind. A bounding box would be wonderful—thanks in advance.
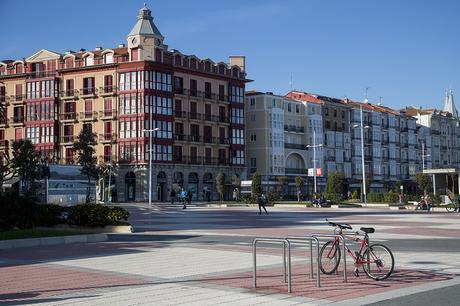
[104,53,114,64]
[65,57,74,68]
[84,55,94,66]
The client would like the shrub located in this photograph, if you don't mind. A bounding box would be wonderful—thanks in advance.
[107,206,130,222]
[0,192,38,230]
[352,190,360,200]
[427,193,441,205]
[266,190,280,205]
[68,204,110,227]
[36,204,65,226]
[384,190,399,203]
[241,193,256,204]
[324,172,345,204]
[367,192,384,203]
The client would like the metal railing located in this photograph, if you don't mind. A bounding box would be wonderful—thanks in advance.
[253,238,292,293]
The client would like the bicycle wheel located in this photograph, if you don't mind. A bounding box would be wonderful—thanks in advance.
[319,240,341,274]
[446,205,456,213]
[362,244,394,280]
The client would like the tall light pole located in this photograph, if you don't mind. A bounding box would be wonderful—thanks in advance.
[421,141,431,171]
[353,105,370,203]
[307,129,323,194]
[143,127,160,207]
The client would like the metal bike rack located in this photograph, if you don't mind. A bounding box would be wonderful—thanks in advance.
[285,236,321,287]
[253,238,292,293]
[311,234,348,283]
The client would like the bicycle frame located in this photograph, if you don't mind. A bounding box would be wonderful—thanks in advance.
[326,231,376,265]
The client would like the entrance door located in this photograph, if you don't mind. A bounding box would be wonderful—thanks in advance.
[125,172,136,201]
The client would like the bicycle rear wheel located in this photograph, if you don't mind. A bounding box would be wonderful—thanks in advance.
[446,205,456,213]
[319,240,341,274]
[362,244,394,280]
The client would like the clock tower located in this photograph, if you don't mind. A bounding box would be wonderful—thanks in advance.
[127,4,166,61]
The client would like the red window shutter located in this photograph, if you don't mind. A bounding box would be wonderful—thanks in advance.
[104,122,112,134]
[104,98,112,111]
[85,100,92,113]
[131,48,139,61]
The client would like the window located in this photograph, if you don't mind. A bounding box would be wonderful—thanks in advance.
[120,94,142,115]
[334,109,337,117]
[104,75,113,92]
[190,79,197,96]
[250,133,257,142]
[84,100,92,118]
[219,85,225,101]
[152,144,172,161]
[66,79,74,96]
[104,146,112,162]
[295,104,300,114]
[229,85,244,103]
[231,108,244,124]
[287,103,292,112]
[83,77,95,95]
[232,150,244,165]
[251,157,256,168]
[205,82,211,99]
[341,111,345,119]
[104,98,113,116]
[231,129,244,145]
[84,55,94,66]
[144,95,172,115]
[174,76,183,94]
[325,108,329,116]
[15,84,22,100]
[83,123,92,133]
[153,120,173,139]
[104,53,114,64]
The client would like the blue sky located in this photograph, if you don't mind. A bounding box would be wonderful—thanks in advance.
[0,0,458,110]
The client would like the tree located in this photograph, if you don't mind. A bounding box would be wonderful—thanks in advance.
[216,172,225,202]
[252,172,262,198]
[277,176,288,199]
[415,173,432,196]
[232,174,241,201]
[73,129,98,203]
[295,176,304,202]
[0,149,14,195]
[11,140,41,197]
[324,171,345,203]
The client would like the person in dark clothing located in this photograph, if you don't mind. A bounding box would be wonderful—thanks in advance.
[258,193,268,215]
[186,190,192,208]
[170,189,176,205]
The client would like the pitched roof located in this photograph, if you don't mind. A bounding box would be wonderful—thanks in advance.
[128,5,163,39]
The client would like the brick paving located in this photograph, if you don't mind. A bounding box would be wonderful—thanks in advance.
[1,204,459,305]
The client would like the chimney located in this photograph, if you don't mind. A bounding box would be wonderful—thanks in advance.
[95,46,103,51]
[118,43,125,48]
[79,48,86,52]
[229,56,245,72]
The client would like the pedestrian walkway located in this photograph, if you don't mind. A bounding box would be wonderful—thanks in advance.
[1,205,459,305]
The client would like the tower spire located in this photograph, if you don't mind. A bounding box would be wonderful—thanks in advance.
[443,88,458,117]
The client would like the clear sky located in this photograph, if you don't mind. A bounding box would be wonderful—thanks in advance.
[0,0,458,110]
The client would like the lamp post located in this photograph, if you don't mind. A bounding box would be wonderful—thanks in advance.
[143,127,160,207]
[306,129,323,194]
[421,141,431,171]
[353,105,370,203]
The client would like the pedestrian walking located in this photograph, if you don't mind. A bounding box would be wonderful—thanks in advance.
[187,190,193,207]
[258,193,268,215]
[180,188,188,209]
[170,189,176,205]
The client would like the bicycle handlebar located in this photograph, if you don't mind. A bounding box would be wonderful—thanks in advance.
[325,218,353,230]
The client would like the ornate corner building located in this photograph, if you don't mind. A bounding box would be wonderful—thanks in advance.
[0,5,250,202]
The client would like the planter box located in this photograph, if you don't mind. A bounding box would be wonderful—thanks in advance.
[37,224,134,234]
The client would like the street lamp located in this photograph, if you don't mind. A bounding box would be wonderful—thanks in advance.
[306,129,323,194]
[143,127,160,207]
[421,141,431,171]
[352,105,370,203]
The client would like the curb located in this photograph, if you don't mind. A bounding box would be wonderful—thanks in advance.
[0,233,108,250]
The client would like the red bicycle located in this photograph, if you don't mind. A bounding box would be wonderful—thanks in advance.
[319,219,394,280]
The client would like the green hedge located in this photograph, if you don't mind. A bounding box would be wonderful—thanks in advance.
[367,192,384,203]
[68,204,130,227]
[384,190,399,203]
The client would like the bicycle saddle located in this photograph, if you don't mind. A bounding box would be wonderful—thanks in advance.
[360,227,375,234]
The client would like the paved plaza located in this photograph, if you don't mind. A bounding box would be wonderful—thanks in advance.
[1,204,460,305]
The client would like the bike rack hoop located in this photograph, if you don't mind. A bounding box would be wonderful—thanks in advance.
[253,237,292,293]
[284,236,321,287]
[310,233,348,283]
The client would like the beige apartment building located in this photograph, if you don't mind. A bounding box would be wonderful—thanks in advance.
[0,5,249,202]
[245,91,323,197]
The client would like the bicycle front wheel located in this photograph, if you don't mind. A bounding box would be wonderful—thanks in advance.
[319,240,341,274]
[446,205,456,213]
[362,244,394,280]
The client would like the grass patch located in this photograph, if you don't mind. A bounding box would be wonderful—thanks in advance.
[0,229,89,241]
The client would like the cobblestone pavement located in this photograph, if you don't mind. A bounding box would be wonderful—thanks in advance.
[1,204,459,305]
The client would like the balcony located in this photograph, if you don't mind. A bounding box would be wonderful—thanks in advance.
[173,134,187,141]
[284,125,305,133]
[25,71,58,79]
[284,143,306,150]
[80,87,97,98]
[99,109,117,120]
[0,118,8,127]
[188,135,201,142]
[11,94,24,103]
[218,137,230,145]
[60,89,78,100]
[99,85,117,96]
[285,168,306,175]
[80,111,98,121]
[9,116,24,126]
[188,112,202,121]
[173,110,187,119]
[61,135,74,144]
[174,88,230,103]
[327,156,336,161]
[203,136,216,144]
[60,112,78,122]
[99,154,117,163]
[172,155,230,166]
[99,133,117,143]
[0,139,8,148]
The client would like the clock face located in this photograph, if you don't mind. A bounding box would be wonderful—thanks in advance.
[132,38,137,45]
